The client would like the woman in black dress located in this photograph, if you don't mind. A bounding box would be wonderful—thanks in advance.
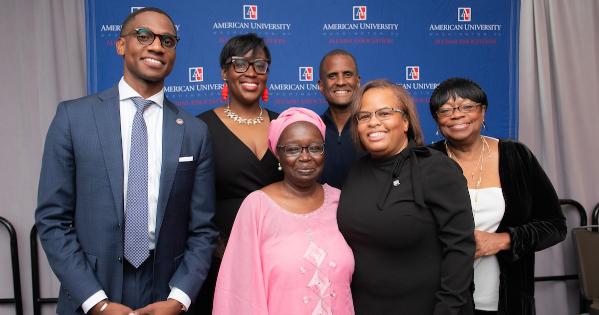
[194,33,282,314]
[337,79,475,315]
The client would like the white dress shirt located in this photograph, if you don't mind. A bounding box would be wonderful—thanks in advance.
[82,78,190,313]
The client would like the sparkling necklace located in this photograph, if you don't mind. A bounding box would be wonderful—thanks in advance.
[446,136,489,206]
[223,103,264,125]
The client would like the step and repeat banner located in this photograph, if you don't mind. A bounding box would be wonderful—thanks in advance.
[86,0,520,142]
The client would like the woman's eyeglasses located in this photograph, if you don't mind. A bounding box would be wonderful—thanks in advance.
[122,28,180,49]
[355,107,405,124]
[436,103,481,118]
[277,143,324,157]
[228,56,270,74]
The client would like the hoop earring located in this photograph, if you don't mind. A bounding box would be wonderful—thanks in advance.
[277,162,282,171]
[262,87,269,102]
[221,81,228,101]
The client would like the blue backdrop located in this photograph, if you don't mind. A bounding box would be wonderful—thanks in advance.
[86,0,519,143]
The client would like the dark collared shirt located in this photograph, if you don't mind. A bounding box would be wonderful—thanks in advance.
[320,109,363,188]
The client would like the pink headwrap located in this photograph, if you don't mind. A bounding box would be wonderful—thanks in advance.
[268,107,326,158]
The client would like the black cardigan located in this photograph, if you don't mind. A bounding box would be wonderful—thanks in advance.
[431,139,567,315]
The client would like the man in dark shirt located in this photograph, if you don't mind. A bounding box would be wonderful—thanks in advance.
[318,49,362,188]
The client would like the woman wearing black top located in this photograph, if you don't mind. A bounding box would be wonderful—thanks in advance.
[194,33,282,314]
[337,79,475,315]
[428,78,566,315]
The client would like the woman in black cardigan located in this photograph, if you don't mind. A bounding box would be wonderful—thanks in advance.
[428,77,567,315]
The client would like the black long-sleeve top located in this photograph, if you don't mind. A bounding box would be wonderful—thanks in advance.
[431,139,567,315]
[338,142,475,315]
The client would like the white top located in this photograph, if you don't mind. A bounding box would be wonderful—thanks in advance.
[470,187,505,311]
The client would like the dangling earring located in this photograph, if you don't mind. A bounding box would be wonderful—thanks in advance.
[221,81,229,101]
[435,129,440,136]
[482,121,487,130]
[277,162,282,171]
[262,87,269,102]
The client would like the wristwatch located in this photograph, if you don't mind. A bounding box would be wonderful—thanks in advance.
[99,300,109,312]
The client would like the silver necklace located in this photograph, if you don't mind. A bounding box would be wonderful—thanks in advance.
[223,103,264,125]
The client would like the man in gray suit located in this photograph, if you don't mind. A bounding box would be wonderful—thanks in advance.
[35,7,217,314]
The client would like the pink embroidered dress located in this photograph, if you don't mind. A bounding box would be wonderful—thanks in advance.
[213,184,355,315]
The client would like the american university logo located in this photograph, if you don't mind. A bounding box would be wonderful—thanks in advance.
[458,7,471,22]
[406,66,420,81]
[353,6,367,21]
[244,5,258,20]
[299,67,313,81]
[189,67,204,82]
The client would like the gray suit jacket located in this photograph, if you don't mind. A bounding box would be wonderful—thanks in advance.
[35,86,217,314]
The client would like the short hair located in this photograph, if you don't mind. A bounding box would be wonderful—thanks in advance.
[120,7,177,36]
[219,33,271,69]
[318,49,359,80]
[429,77,488,119]
[350,79,424,148]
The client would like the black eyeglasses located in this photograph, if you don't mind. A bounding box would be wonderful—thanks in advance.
[355,107,405,124]
[122,28,180,49]
[436,103,481,118]
[227,56,270,74]
[277,143,324,157]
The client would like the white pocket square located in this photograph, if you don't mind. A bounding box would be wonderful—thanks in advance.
[178,156,193,162]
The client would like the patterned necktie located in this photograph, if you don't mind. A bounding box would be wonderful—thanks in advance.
[124,97,153,268]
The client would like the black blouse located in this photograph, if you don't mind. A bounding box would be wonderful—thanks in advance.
[337,142,475,315]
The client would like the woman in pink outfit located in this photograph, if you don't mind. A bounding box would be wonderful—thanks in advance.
[213,107,355,315]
